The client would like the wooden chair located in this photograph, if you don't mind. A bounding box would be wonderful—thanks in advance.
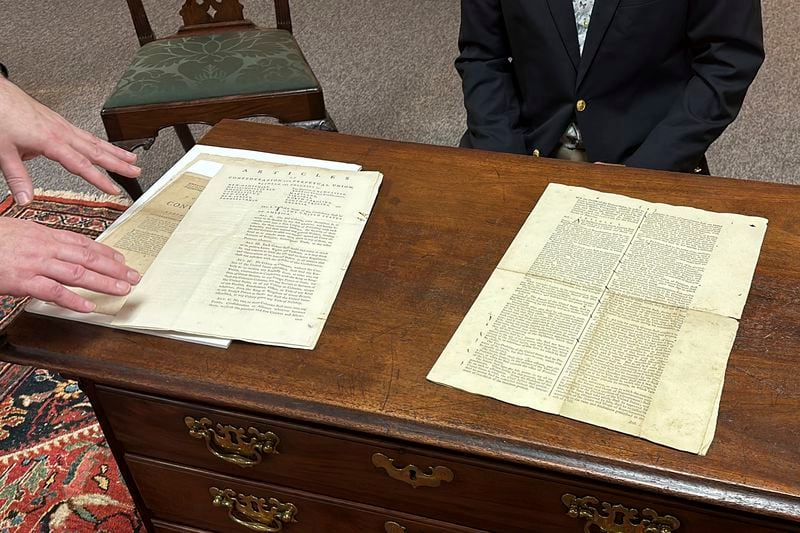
[102,0,335,198]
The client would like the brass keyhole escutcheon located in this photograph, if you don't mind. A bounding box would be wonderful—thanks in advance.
[371,452,454,489]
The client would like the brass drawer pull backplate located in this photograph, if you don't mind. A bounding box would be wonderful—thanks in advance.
[185,416,279,467]
[210,486,297,532]
[371,452,454,488]
[562,493,681,533]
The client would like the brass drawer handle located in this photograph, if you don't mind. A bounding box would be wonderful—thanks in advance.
[562,493,681,533]
[185,416,279,467]
[371,452,454,488]
[385,521,407,532]
[210,487,297,532]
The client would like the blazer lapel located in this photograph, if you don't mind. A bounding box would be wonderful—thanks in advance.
[576,0,621,87]
[546,0,581,71]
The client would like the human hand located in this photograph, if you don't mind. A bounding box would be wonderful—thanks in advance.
[0,77,141,206]
[0,218,141,312]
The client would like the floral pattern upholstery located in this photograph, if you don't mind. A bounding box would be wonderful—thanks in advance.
[104,30,319,109]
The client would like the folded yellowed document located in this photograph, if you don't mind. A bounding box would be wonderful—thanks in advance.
[428,183,767,454]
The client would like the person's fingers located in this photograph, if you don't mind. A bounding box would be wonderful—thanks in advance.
[0,219,140,312]
[41,257,132,296]
[49,229,133,270]
[0,149,34,205]
[51,237,141,284]
[24,276,97,312]
[0,79,139,195]
[71,127,138,164]
[72,134,141,178]
[42,142,122,195]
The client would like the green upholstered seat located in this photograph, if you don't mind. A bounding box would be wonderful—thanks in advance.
[104,30,319,109]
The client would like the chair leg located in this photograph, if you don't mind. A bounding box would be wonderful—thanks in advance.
[174,124,196,152]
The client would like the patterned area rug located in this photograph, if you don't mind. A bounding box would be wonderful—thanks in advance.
[0,191,142,532]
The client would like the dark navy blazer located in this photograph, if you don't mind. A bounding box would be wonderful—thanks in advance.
[457,0,764,172]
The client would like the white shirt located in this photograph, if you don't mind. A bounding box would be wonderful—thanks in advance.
[574,0,594,54]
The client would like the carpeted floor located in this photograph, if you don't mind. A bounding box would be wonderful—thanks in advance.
[0,192,140,532]
[0,0,798,197]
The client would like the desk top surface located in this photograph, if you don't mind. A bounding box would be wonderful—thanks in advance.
[5,120,799,520]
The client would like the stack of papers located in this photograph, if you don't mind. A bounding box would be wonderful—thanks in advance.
[27,145,382,349]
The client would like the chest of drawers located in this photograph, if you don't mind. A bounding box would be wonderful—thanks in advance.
[3,122,799,532]
[73,384,793,532]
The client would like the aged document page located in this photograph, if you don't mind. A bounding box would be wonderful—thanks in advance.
[43,157,266,327]
[76,171,210,315]
[78,154,338,314]
[113,160,382,348]
[428,183,767,454]
[86,153,341,312]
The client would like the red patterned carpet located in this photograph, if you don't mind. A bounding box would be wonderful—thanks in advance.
[0,192,142,532]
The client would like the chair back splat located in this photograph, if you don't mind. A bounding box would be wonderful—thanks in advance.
[177,0,255,34]
[180,0,246,25]
[103,0,333,199]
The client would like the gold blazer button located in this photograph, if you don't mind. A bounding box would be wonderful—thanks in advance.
[576,99,587,112]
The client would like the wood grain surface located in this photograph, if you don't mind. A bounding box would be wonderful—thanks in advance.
[4,120,799,525]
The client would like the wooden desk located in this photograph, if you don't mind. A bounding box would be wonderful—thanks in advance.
[3,120,799,532]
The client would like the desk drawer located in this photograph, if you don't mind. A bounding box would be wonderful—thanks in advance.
[99,387,794,533]
[128,455,485,533]
[101,387,567,530]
